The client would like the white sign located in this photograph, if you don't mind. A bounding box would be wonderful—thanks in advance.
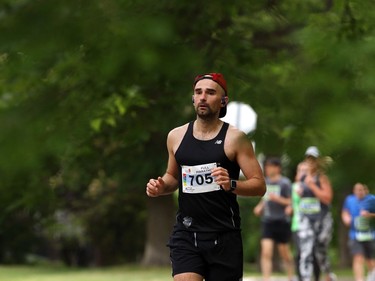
[221,102,257,134]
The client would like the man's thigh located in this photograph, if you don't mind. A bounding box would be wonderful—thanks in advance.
[204,231,243,281]
[168,230,206,277]
[174,272,203,281]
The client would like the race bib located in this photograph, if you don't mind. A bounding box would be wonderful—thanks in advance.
[263,184,281,201]
[354,216,373,241]
[300,197,321,214]
[181,163,220,194]
[355,231,374,241]
[354,216,370,231]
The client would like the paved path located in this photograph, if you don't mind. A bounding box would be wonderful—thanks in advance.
[243,278,290,281]
[243,277,352,281]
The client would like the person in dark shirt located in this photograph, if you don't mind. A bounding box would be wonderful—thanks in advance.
[297,146,336,281]
[146,73,266,281]
[254,157,294,281]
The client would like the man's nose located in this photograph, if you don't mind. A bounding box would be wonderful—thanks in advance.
[199,93,207,100]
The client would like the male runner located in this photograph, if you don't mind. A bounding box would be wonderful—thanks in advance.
[146,73,266,281]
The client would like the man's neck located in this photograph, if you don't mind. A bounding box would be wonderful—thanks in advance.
[193,118,223,140]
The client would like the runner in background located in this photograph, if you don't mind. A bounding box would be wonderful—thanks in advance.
[286,161,321,281]
[254,157,294,281]
[342,183,375,281]
[297,146,337,281]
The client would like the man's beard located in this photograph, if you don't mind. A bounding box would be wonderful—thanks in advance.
[196,106,217,120]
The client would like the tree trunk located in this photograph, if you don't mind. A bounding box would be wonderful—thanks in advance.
[338,220,351,268]
[142,194,176,266]
[336,187,352,268]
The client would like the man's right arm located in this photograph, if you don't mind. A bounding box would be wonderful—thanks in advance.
[146,129,180,197]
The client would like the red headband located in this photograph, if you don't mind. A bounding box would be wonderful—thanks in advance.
[193,73,228,118]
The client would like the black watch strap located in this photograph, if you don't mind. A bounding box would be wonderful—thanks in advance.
[230,179,237,192]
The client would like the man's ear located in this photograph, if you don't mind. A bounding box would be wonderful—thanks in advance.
[221,96,228,106]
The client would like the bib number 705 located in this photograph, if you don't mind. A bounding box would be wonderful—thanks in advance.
[187,173,214,186]
[181,163,220,194]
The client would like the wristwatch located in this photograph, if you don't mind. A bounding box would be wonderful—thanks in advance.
[229,179,237,192]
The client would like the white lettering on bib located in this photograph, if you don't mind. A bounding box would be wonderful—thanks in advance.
[355,231,374,241]
[181,163,220,194]
[263,184,281,201]
[354,216,373,241]
[300,197,321,214]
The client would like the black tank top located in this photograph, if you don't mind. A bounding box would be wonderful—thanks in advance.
[300,174,330,219]
[174,121,241,232]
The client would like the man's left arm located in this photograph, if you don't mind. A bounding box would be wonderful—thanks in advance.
[232,130,266,197]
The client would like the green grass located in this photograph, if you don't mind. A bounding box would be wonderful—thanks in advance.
[0,265,171,281]
[0,264,352,281]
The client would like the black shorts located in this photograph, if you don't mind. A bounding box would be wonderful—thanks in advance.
[348,239,375,259]
[261,220,291,244]
[167,230,243,281]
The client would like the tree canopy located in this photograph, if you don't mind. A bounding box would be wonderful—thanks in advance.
[0,0,374,265]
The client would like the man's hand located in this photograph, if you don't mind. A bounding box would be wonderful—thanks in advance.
[211,167,230,191]
[146,177,165,197]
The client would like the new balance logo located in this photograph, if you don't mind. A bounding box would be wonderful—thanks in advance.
[214,140,222,144]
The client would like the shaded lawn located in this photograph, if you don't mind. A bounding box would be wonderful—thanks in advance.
[0,264,352,281]
[0,265,171,281]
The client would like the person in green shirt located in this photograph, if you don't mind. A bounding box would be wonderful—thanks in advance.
[287,161,320,281]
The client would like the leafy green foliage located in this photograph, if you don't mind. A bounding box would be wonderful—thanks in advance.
[0,0,374,265]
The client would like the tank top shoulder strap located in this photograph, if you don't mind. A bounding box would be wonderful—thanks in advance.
[180,121,194,143]
[187,121,194,135]
[217,122,229,139]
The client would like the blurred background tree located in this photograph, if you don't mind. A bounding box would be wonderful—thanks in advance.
[0,0,374,267]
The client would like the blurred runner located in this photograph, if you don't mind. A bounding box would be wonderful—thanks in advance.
[254,157,294,281]
[342,183,375,281]
[297,146,336,281]
[287,161,321,281]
